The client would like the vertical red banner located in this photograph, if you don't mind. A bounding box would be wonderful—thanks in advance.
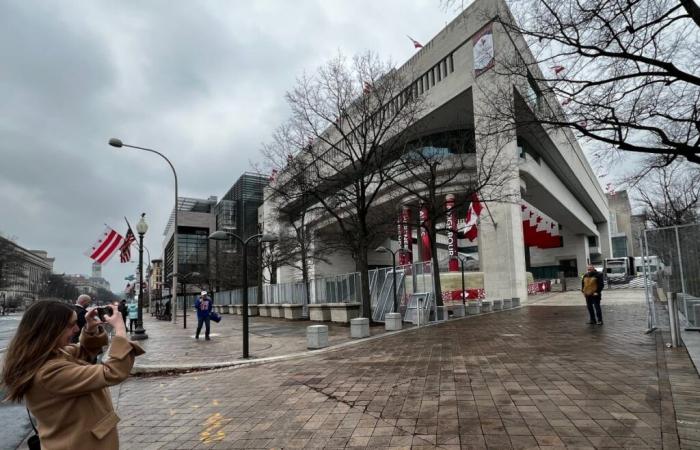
[419,205,431,262]
[446,194,459,271]
[400,206,412,266]
[397,209,405,256]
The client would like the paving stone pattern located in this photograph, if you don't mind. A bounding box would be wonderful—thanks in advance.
[114,292,699,449]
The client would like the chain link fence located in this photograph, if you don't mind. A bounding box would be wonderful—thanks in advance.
[643,223,700,330]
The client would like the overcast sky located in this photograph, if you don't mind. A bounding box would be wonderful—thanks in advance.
[0,0,471,292]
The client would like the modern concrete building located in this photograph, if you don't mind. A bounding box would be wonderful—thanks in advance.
[607,190,638,257]
[0,236,54,306]
[262,0,610,302]
[162,196,218,295]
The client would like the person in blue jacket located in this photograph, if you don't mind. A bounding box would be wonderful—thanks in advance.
[194,291,213,340]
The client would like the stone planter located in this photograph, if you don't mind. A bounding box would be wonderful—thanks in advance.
[350,317,370,338]
[307,325,329,349]
[234,305,243,315]
[283,304,304,320]
[329,303,361,323]
[511,297,521,307]
[225,305,235,314]
[450,304,466,318]
[269,304,283,318]
[385,312,402,331]
[481,300,493,313]
[502,298,512,309]
[257,304,269,317]
[467,301,481,315]
[308,304,331,322]
[248,305,259,316]
[492,299,503,311]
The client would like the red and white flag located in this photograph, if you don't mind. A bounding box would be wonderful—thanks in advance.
[462,193,483,242]
[85,227,124,264]
[407,35,423,49]
[120,226,136,263]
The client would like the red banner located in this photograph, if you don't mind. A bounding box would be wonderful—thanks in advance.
[400,206,413,266]
[446,194,458,271]
[419,205,431,262]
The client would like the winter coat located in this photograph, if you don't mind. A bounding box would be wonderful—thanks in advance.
[581,270,605,296]
[194,296,213,319]
[127,302,138,320]
[25,327,144,450]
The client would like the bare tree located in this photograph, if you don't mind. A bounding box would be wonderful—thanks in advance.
[388,129,517,303]
[634,162,700,227]
[262,51,425,318]
[446,0,699,171]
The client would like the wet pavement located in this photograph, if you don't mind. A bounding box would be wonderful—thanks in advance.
[133,312,389,370]
[0,314,31,450]
[110,290,700,449]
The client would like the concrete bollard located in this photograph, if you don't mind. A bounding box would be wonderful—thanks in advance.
[492,299,503,311]
[511,297,520,307]
[385,312,402,331]
[350,317,370,338]
[481,300,492,313]
[307,325,329,349]
[467,301,481,315]
[503,298,512,309]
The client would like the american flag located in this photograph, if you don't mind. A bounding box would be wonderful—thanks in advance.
[120,227,136,263]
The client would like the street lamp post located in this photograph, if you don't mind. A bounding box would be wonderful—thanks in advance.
[375,246,405,313]
[133,213,149,340]
[108,138,179,324]
[208,230,276,358]
[457,255,468,306]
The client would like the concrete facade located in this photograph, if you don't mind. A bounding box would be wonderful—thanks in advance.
[262,0,609,302]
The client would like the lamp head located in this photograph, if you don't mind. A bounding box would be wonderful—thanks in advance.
[136,213,148,235]
[375,246,389,254]
[208,230,229,241]
[108,138,123,148]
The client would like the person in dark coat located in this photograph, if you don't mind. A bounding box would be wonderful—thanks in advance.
[581,264,605,325]
[118,300,128,328]
[194,291,213,340]
[71,294,91,343]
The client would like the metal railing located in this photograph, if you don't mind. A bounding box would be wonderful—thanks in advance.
[311,272,362,304]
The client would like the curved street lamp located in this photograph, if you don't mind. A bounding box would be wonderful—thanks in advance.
[208,230,277,358]
[109,138,180,324]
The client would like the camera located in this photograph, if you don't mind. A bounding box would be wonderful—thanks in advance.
[95,306,113,322]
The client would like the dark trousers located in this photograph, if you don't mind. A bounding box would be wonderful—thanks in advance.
[129,319,137,332]
[585,295,602,322]
[196,316,211,338]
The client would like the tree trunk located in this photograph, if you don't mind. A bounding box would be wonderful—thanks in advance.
[356,249,372,320]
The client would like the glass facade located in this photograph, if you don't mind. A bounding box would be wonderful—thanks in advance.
[612,236,628,257]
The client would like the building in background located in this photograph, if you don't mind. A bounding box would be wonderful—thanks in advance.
[150,258,163,299]
[607,190,638,257]
[0,235,54,306]
[212,172,268,291]
[89,262,111,292]
[162,196,218,295]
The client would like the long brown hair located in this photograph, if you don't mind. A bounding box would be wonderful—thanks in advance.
[1,300,75,402]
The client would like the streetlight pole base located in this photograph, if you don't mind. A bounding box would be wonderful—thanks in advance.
[132,328,149,340]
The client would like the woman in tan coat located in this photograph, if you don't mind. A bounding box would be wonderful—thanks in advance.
[2,300,144,450]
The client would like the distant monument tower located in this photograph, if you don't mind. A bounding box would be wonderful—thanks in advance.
[92,262,102,278]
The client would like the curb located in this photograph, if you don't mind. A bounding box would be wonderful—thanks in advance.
[131,300,538,376]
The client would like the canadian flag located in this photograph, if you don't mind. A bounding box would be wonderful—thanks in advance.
[462,193,482,241]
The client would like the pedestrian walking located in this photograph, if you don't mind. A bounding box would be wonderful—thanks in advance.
[118,300,128,328]
[127,300,138,333]
[1,300,144,450]
[581,264,605,325]
[71,294,91,343]
[194,291,213,340]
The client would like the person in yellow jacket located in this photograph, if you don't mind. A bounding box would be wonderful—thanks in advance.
[581,264,605,325]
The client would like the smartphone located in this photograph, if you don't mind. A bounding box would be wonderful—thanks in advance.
[95,306,113,322]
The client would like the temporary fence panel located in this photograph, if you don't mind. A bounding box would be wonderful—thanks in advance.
[311,272,362,304]
[644,223,700,330]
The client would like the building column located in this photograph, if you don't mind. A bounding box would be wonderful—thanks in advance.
[597,222,612,260]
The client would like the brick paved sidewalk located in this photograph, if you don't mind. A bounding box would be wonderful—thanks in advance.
[113,290,700,449]
[131,313,388,370]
